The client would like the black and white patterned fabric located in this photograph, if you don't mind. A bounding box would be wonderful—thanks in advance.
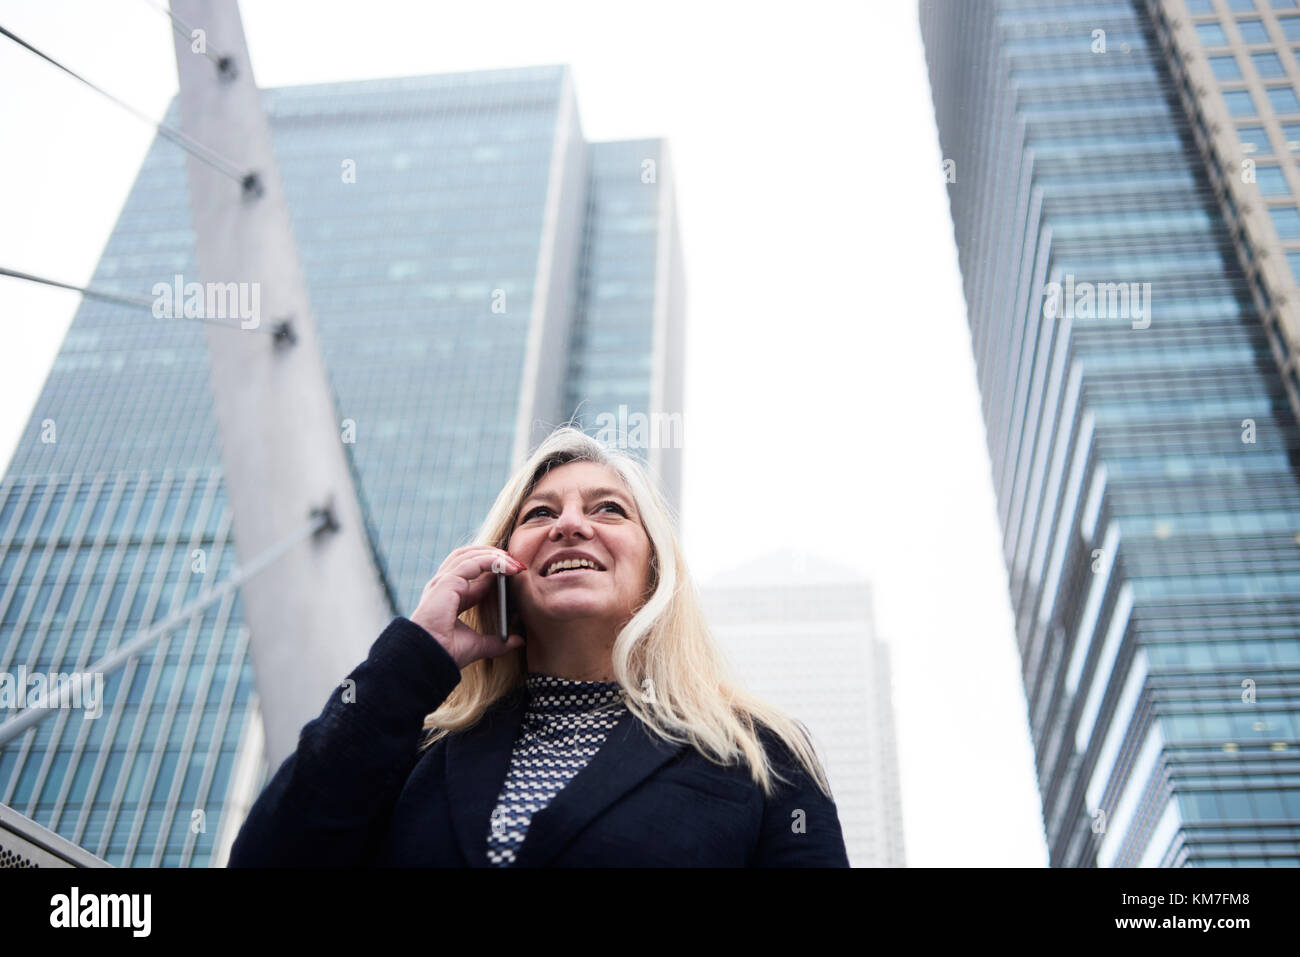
[485,673,628,866]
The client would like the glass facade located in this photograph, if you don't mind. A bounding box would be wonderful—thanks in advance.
[921,0,1300,866]
[0,65,684,865]
[566,138,686,503]
[0,470,246,867]
[567,141,662,429]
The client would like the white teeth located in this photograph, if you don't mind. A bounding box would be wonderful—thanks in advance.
[546,558,600,576]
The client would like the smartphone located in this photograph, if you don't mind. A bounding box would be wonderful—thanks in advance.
[497,572,508,642]
[491,554,511,642]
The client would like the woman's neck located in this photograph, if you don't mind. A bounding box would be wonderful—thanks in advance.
[522,619,618,681]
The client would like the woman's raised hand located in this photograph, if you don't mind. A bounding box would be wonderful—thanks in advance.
[408,546,527,669]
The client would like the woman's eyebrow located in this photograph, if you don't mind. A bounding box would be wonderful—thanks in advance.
[522,486,634,508]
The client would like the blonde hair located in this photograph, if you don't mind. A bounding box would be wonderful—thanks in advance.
[418,424,833,798]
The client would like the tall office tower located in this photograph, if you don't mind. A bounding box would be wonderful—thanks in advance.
[920,0,1300,866]
[0,64,685,866]
[565,139,686,514]
[701,550,906,867]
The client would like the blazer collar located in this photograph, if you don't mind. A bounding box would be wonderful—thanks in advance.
[445,685,686,867]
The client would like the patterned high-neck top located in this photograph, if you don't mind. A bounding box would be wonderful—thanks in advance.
[485,673,628,866]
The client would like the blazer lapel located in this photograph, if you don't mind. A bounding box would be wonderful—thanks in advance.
[510,708,685,867]
[445,687,528,867]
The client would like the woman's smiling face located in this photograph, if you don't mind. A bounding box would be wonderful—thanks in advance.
[506,461,652,631]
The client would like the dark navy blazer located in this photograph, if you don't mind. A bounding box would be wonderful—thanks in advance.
[228,616,850,867]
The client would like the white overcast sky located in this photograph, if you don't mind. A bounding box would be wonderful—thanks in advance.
[0,0,1048,866]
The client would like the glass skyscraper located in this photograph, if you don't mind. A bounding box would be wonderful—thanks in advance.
[0,64,684,866]
[921,0,1300,866]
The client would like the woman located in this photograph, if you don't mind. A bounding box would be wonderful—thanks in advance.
[228,425,849,866]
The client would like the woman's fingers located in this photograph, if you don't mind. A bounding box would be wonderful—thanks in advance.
[409,545,527,669]
[440,545,523,581]
[445,548,525,606]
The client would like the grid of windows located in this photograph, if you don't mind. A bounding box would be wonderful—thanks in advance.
[921,0,1300,867]
[564,140,664,461]
[1185,0,1300,288]
[0,470,249,866]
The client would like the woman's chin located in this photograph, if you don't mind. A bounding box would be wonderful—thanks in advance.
[533,596,609,619]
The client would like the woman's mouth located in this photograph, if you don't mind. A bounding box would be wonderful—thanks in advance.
[542,557,606,577]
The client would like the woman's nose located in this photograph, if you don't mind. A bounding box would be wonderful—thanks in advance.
[551,505,591,537]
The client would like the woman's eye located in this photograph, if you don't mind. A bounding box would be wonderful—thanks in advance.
[521,502,626,520]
